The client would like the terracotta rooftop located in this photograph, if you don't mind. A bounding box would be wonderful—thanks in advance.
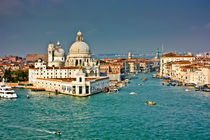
[162,52,195,58]
[170,61,191,65]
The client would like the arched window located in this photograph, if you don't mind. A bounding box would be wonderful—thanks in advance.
[75,60,78,66]
[79,77,82,82]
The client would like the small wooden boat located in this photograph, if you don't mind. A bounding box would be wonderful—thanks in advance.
[152,74,157,78]
[177,82,182,86]
[146,101,156,105]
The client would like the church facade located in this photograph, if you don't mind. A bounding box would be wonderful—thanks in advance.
[29,31,109,96]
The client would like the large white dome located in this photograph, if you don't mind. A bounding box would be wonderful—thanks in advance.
[69,41,90,54]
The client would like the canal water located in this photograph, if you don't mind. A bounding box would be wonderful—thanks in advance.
[0,73,210,139]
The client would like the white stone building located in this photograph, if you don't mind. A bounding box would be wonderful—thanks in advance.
[160,53,195,77]
[29,31,109,96]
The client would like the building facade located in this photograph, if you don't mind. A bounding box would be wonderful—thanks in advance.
[160,53,195,77]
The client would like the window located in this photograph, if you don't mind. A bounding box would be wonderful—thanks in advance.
[73,86,76,94]
[75,60,78,66]
[79,77,82,82]
[62,85,66,91]
[86,86,89,94]
[67,86,71,92]
[79,86,82,94]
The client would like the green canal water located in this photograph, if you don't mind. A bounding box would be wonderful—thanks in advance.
[0,73,210,139]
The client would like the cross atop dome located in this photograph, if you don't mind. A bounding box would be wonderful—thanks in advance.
[76,30,83,42]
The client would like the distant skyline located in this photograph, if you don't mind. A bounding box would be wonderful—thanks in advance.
[0,0,209,57]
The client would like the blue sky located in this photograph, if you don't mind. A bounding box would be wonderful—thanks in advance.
[0,0,209,57]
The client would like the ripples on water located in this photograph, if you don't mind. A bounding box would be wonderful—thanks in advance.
[0,73,210,139]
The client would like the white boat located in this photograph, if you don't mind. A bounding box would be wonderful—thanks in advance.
[0,79,17,99]
[185,89,190,92]
[129,92,135,95]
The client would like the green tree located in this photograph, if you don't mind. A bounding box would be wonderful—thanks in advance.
[3,68,12,82]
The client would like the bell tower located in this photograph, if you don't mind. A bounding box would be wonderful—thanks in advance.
[48,42,54,63]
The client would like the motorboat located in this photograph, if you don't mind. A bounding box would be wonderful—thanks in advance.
[146,101,156,105]
[170,83,176,86]
[54,131,61,135]
[138,83,143,86]
[129,92,135,95]
[0,79,17,99]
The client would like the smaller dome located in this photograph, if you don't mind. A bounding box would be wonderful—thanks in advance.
[54,47,65,57]
[37,58,43,62]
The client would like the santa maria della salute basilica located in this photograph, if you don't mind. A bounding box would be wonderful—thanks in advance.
[48,31,98,72]
[29,31,109,96]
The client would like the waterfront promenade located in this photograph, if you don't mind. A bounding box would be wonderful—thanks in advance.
[0,73,209,139]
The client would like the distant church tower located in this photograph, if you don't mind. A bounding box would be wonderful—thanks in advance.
[48,42,54,63]
[128,52,132,59]
[155,48,160,59]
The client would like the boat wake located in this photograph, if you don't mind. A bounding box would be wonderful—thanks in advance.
[5,125,55,134]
